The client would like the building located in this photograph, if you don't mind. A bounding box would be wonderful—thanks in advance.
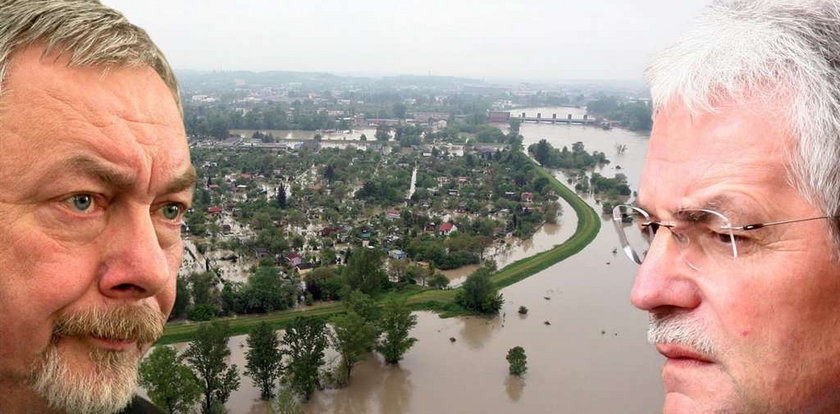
[286,253,303,267]
[521,192,534,202]
[412,112,449,124]
[439,222,458,236]
[388,249,407,260]
[488,111,511,122]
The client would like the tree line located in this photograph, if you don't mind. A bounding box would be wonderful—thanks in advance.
[142,293,418,413]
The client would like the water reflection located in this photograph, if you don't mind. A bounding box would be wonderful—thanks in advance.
[505,375,526,402]
[458,316,503,350]
[377,365,413,414]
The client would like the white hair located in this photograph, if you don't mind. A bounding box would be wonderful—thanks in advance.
[0,0,181,113]
[647,0,840,248]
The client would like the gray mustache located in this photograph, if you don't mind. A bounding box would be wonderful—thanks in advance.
[647,313,717,357]
[52,304,165,346]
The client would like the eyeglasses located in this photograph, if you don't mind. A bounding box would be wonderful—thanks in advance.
[611,204,839,270]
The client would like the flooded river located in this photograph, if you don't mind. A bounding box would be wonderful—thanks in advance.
[166,107,665,413]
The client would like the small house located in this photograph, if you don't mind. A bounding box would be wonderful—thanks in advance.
[521,192,534,202]
[439,222,457,236]
[286,253,303,267]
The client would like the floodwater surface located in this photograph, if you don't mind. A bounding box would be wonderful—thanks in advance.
[165,107,665,413]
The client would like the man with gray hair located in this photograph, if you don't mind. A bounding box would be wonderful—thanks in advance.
[611,0,840,413]
[0,1,194,413]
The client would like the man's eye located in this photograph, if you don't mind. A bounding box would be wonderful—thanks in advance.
[160,203,182,221]
[67,194,94,213]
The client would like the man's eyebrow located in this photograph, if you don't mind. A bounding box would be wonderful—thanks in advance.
[696,195,749,217]
[633,196,751,221]
[165,165,196,194]
[57,155,135,189]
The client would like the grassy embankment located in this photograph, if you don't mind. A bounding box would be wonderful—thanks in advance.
[156,159,601,345]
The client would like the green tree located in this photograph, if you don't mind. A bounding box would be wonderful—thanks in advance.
[183,321,241,414]
[189,271,218,308]
[342,247,388,296]
[532,139,552,166]
[508,118,522,134]
[305,267,344,301]
[330,311,377,386]
[139,345,201,414]
[277,185,287,209]
[319,248,337,266]
[506,346,527,376]
[244,265,298,313]
[376,299,418,364]
[392,102,407,119]
[455,267,504,314]
[343,290,382,325]
[324,164,336,183]
[429,273,450,289]
[281,317,329,400]
[171,276,190,320]
[375,125,390,142]
[245,322,283,399]
[220,281,246,315]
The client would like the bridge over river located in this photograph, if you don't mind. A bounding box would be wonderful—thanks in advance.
[491,110,607,126]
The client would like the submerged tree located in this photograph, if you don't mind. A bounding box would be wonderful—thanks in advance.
[245,322,283,399]
[139,345,201,414]
[272,388,305,414]
[183,321,241,414]
[281,317,329,401]
[506,346,528,376]
[376,299,418,364]
[330,311,377,386]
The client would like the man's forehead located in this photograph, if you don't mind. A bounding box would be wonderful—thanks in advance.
[638,99,793,215]
[1,45,182,132]
[0,45,191,194]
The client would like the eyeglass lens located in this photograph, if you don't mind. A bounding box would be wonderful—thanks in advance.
[612,205,737,269]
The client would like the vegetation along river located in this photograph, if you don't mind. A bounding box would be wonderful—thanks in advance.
[157,107,664,413]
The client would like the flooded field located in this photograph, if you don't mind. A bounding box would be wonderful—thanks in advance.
[165,107,665,413]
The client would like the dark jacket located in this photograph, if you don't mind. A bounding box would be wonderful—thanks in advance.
[119,396,165,414]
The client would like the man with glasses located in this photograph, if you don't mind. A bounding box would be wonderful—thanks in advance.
[611,1,840,413]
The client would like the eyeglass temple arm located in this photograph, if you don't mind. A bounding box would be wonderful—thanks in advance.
[728,215,840,231]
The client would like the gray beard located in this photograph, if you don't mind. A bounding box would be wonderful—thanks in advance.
[27,342,140,414]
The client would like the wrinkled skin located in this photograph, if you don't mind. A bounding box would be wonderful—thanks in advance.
[0,46,194,412]
[633,98,840,414]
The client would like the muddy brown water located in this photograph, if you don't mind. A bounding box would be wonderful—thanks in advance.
[156,107,665,413]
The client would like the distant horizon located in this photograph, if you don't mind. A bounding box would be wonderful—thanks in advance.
[104,0,709,84]
[173,67,648,89]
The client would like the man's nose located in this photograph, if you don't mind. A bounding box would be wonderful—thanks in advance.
[97,204,171,301]
[630,226,701,312]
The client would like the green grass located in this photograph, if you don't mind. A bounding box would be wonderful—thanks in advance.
[157,158,601,344]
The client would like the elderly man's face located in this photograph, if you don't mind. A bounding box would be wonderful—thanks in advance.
[633,98,840,413]
[0,46,193,411]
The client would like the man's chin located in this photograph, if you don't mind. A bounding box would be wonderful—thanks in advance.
[27,337,142,414]
[661,360,737,414]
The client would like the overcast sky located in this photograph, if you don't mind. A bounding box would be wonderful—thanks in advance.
[102,0,710,83]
